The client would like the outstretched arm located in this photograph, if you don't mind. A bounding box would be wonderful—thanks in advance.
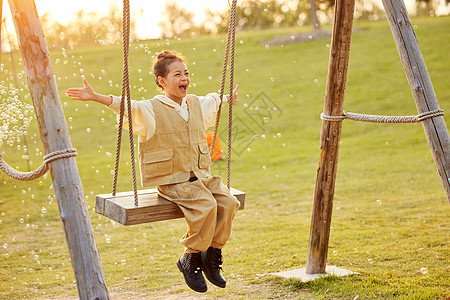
[65,78,112,106]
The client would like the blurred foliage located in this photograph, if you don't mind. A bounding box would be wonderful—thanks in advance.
[159,0,445,38]
[39,4,139,49]
[3,0,449,48]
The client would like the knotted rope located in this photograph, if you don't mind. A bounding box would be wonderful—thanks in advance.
[209,0,238,189]
[0,148,77,181]
[321,109,444,123]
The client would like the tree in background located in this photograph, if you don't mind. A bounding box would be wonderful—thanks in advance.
[13,0,445,48]
[309,0,321,30]
[158,1,196,38]
[202,9,230,35]
[415,0,448,16]
[38,4,137,49]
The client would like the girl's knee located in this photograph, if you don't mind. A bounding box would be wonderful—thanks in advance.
[223,196,240,213]
[201,196,217,215]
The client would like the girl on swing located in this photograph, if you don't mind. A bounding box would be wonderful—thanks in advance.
[66,50,240,293]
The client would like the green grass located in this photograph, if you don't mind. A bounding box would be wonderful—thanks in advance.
[1,16,449,299]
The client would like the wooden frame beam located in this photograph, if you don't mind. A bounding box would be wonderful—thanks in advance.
[382,0,450,202]
[7,0,110,298]
[305,0,356,274]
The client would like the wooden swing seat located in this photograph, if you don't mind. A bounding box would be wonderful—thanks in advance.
[96,188,245,226]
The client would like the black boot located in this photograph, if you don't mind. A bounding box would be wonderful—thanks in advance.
[201,247,226,288]
[177,252,207,293]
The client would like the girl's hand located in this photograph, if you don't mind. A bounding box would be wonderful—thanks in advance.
[65,78,95,101]
[65,78,112,106]
[225,84,239,105]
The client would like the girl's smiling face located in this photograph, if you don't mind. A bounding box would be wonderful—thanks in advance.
[157,61,190,104]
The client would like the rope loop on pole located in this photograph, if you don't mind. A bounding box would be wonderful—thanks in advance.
[321,109,444,123]
[0,148,77,181]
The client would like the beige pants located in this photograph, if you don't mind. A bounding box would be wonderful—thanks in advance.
[158,176,240,253]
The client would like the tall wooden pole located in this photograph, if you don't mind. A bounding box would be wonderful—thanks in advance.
[8,0,110,298]
[306,0,355,274]
[382,0,450,203]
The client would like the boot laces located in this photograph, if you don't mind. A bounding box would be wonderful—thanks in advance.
[186,253,202,274]
[211,248,223,271]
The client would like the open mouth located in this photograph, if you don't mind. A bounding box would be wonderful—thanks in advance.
[179,84,188,93]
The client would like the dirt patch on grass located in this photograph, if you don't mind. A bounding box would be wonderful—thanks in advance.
[46,281,310,299]
[263,28,365,46]
[263,29,333,46]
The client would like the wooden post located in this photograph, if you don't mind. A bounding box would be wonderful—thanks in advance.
[306,0,355,274]
[8,0,110,298]
[382,0,450,203]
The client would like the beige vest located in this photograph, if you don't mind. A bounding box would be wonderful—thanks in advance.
[139,95,212,187]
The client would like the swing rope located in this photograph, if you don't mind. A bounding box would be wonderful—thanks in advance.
[112,0,139,206]
[210,0,238,189]
[321,109,444,123]
[0,148,77,181]
[112,0,238,206]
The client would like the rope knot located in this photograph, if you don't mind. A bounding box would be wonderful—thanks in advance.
[0,148,77,181]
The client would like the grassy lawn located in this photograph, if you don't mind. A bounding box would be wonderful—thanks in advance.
[1,16,449,299]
